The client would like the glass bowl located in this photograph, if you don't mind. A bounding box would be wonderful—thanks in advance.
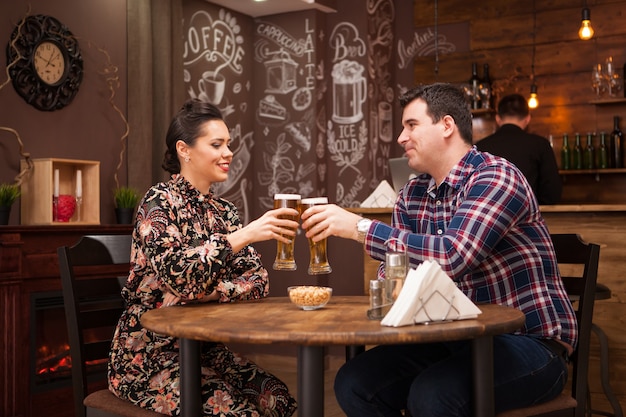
[287,286,332,310]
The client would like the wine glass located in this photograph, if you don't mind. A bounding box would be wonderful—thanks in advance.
[479,82,492,109]
[591,64,606,97]
[604,57,622,97]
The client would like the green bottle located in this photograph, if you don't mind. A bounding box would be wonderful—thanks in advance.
[561,133,570,170]
[584,133,595,170]
[572,133,583,170]
[599,132,609,169]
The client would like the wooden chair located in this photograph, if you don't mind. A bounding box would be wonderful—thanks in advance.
[58,234,165,417]
[497,233,600,417]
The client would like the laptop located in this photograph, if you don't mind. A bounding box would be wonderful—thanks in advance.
[388,157,420,191]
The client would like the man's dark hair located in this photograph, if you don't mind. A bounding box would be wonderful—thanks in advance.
[399,83,473,145]
[497,94,529,119]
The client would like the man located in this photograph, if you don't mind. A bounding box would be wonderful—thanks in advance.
[476,93,562,204]
[300,83,576,416]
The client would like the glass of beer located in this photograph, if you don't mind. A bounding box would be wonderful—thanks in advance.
[272,193,301,271]
[300,197,332,275]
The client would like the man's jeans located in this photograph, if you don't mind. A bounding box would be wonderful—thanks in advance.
[334,333,568,417]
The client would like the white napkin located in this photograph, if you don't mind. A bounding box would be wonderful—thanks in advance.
[381,261,482,327]
[360,180,397,208]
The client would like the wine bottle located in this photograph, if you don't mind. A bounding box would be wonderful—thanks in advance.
[610,116,623,168]
[480,63,492,109]
[572,133,583,170]
[469,62,481,110]
[599,132,609,169]
[584,133,595,170]
[561,133,570,170]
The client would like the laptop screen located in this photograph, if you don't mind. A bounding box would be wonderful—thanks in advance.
[388,157,419,191]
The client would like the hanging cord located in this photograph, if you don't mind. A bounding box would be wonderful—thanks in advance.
[434,0,439,80]
[531,0,536,84]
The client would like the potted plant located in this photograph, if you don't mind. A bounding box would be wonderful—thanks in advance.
[113,186,140,224]
[0,183,21,225]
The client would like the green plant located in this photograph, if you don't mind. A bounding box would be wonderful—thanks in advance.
[113,186,140,209]
[0,183,21,206]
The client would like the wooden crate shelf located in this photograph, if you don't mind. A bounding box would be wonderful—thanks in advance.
[20,158,100,225]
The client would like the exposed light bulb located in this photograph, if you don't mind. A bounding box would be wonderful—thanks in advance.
[528,84,539,109]
[578,8,594,40]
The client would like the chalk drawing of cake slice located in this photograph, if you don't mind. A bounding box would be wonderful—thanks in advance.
[259,95,287,120]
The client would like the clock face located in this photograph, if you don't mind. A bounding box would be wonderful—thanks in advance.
[6,15,83,111]
[34,41,66,85]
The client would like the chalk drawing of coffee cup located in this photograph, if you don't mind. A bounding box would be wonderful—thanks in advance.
[198,71,225,105]
[331,60,367,124]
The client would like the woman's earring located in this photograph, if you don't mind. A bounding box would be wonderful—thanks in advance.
[184,156,190,163]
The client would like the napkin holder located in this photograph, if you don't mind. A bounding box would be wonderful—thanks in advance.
[380,260,482,327]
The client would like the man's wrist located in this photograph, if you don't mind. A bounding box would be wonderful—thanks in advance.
[356,217,372,243]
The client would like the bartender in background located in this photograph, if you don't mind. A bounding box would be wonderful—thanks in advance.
[476,93,562,204]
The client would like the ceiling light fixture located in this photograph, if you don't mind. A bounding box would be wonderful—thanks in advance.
[578,7,594,40]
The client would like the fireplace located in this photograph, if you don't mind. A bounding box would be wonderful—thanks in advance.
[0,225,132,417]
[30,291,110,393]
[31,291,73,391]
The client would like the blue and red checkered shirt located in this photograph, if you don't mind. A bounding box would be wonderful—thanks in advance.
[366,147,577,348]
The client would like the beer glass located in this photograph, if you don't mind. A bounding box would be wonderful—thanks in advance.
[300,197,332,275]
[272,194,301,271]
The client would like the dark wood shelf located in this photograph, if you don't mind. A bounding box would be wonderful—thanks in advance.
[471,108,495,116]
[559,168,626,174]
[588,98,626,105]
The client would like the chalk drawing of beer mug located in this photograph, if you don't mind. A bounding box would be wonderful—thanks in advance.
[331,60,367,124]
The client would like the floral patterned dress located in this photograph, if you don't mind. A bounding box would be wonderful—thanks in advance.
[108,175,297,416]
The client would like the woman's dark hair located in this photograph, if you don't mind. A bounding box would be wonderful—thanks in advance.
[162,99,224,174]
[399,83,473,145]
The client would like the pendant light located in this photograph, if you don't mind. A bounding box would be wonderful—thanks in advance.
[528,0,539,109]
[578,6,594,40]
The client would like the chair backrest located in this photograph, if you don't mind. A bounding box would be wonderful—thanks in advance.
[550,233,600,417]
[57,234,132,417]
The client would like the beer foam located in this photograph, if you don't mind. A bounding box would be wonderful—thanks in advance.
[274,193,302,200]
[301,197,328,205]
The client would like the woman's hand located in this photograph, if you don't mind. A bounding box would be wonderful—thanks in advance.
[161,291,181,307]
[227,207,300,252]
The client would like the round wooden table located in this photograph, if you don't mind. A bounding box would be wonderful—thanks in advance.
[141,296,525,417]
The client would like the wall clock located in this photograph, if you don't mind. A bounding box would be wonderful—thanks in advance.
[6,14,83,111]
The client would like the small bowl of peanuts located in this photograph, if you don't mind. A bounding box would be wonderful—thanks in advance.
[287,286,333,310]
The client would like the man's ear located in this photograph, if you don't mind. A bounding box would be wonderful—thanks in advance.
[441,114,456,138]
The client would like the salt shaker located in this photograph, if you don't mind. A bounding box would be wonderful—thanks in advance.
[369,280,384,320]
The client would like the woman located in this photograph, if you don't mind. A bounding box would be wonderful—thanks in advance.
[108,99,299,416]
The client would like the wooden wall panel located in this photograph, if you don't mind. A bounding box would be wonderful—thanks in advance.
[413,0,626,411]
[413,0,626,147]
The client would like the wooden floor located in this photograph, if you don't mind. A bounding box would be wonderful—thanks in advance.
[242,349,346,417]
